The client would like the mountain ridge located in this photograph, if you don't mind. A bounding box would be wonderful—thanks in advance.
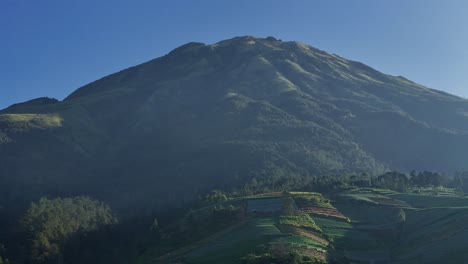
[1,36,468,211]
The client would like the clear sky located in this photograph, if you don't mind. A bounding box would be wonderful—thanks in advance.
[1,0,468,109]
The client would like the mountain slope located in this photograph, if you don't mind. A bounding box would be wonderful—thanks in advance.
[1,36,468,211]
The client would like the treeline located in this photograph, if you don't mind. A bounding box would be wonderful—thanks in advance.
[354,170,462,193]
[233,170,464,195]
[0,170,465,264]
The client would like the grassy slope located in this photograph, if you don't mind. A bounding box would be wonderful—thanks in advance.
[186,217,280,264]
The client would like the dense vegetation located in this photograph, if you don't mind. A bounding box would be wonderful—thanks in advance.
[2,36,468,263]
[0,168,463,263]
[21,197,117,263]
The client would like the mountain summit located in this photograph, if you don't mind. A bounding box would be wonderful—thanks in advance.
[2,36,468,209]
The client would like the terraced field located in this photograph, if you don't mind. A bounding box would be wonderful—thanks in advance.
[336,189,468,263]
[138,189,468,264]
[390,193,468,208]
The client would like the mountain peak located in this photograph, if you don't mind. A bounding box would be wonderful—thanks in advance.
[168,41,206,55]
[3,36,468,219]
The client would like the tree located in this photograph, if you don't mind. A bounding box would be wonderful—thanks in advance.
[396,209,406,241]
[397,209,406,223]
[410,171,446,187]
[0,244,5,264]
[150,218,159,233]
[452,174,465,192]
[21,196,117,263]
[204,190,228,203]
[377,172,408,192]
[282,197,295,215]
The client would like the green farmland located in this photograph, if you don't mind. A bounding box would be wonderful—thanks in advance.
[137,189,468,264]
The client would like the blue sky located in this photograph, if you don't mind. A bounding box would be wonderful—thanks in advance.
[1,0,468,109]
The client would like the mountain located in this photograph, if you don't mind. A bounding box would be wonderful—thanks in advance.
[2,36,468,211]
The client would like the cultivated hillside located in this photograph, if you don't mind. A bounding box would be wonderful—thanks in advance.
[139,189,468,264]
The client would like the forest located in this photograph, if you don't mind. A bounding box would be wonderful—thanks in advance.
[0,169,465,264]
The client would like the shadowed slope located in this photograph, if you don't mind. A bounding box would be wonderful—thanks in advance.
[1,36,468,212]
